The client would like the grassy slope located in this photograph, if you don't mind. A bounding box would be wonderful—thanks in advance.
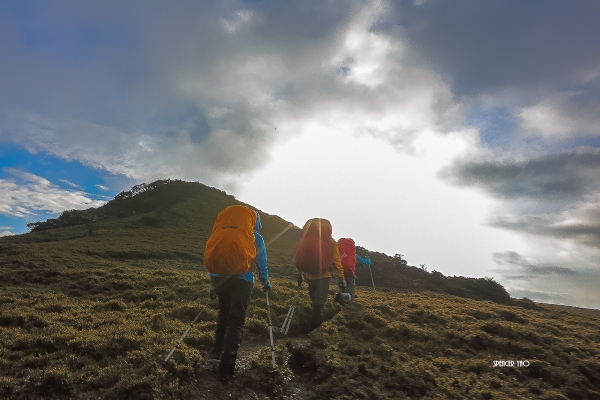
[0,181,599,399]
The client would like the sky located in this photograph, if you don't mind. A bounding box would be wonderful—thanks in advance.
[1,0,599,309]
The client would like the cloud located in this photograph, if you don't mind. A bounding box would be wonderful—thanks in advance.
[0,1,350,189]
[390,1,600,101]
[0,169,105,218]
[0,0,470,194]
[492,250,600,308]
[220,10,255,34]
[387,0,600,172]
[492,195,600,249]
[58,179,82,189]
[442,150,600,253]
[443,150,600,202]
[492,251,577,279]
[0,226,14,237]
[508,288,572,304]
[518,79,600,140]
[501,263,600,309]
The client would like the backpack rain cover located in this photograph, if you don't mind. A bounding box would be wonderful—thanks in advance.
[338,238,356,275]
[204,205,257,275]
[295,218,333,275]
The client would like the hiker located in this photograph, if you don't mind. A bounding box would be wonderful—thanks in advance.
[338,238,371,301]
[203,205,271,381]
[351,253,371,300]
[295,218,346,330]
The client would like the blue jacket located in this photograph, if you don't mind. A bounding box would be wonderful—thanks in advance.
[210,211,269,285]
[356,255,371,267]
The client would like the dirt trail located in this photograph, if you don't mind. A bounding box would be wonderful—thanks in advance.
[179,336,313,400]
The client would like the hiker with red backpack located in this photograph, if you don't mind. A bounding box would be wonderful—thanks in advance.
[338,238,371,301]
[203,205,271,381]
[295,218,346,330]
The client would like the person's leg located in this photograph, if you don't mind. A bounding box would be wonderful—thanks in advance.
[307,279,319,330]
[219,278,253,378]
[307,278,316,304]
[345,274,356,301]
[308,278,330,330]
[209,277,230,359]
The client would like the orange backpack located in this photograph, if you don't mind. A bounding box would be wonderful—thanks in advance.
[295,218,333,275]
[204,205,257,275]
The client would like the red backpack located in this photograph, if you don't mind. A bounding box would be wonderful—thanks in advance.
[338,238,356,275]
[204,205,257,275]
[295,218,332,275]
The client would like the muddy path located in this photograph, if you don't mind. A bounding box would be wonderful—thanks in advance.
[178,336,315,400]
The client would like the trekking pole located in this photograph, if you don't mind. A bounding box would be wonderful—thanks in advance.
[163,297,212,364]
[280,289,300,335]
[280,305,294,333]
[265,291,277,371]
[369,267,376,292]
[366,253,375,292]
[283,306,295,335]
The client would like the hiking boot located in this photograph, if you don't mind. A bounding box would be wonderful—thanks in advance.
[218,373,232,383]
[206,346,221,360]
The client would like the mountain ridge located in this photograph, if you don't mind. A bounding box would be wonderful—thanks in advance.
[23,179,514,305]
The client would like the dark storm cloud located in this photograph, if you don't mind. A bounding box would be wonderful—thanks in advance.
[443,149,600,251]
[388,0,600,100]
[493,213,600,249]
[442,150,600,200]
[493,251,577,280]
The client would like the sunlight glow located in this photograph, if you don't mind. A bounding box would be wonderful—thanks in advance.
[239,124,525,279]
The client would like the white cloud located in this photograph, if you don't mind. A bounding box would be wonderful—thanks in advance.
[329,0,394,88]
[0,170,105,218]
[58,179,82,189]
[240,121,525,280]
[518,91,600,140]
[504,264,600,309]
[0,231,14,237]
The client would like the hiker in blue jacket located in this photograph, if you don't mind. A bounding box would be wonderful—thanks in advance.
[206,207,271,382]
[347,254,370,301]
[357,254,371,267]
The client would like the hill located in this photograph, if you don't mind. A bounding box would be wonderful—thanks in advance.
[23,179,513,305]
[0,179,599,399]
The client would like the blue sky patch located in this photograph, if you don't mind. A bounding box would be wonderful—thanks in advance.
[0,145,116,197]
[467,106,517,148]
[0,145,118,233]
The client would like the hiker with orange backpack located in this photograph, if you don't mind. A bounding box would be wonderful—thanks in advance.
[338,238,371,301]
[203,205,271,381]
[295,218,346,330]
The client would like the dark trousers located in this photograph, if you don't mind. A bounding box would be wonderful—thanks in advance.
[211,277,253,376]
[307,277,330,330]
[344,273,356,301]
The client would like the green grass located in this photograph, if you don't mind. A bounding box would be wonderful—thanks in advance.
[291,291,600,399]
[1,180,599,399]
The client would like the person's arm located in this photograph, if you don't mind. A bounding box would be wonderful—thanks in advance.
[254,232,269,285]
[331,239,345,279]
